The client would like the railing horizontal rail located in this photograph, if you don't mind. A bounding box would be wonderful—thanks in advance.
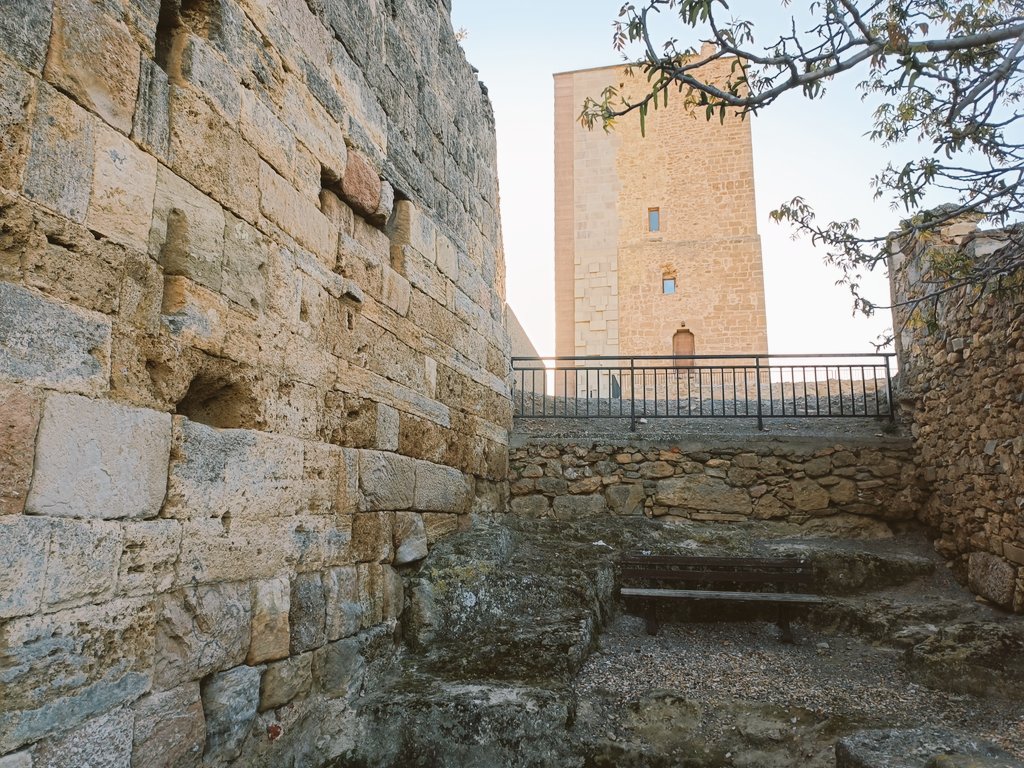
[511,353,895,431]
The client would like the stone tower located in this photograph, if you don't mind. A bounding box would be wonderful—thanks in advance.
[553,61,769,363]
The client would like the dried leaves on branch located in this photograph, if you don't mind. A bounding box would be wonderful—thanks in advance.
[580,0,1024,316]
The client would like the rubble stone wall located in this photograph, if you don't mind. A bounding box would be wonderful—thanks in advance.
[890,222,1024,612]
[0,0,509,765]
[509,436,917,530]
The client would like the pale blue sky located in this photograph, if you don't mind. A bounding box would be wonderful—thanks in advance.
[451,1,916,355]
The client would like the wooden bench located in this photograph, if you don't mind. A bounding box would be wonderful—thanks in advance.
[619,554,824,643]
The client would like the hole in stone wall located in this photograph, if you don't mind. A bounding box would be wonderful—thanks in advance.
[299,299,309,323]
[346,309,355,331]
[175,371,258,429]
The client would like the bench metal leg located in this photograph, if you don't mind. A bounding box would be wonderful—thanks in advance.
[777,605,794,644]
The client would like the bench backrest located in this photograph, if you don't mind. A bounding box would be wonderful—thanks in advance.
[619,554,814,592]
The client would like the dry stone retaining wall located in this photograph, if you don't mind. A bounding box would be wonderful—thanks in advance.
[509,437,918,530]
[890,221,1024,612]
[0,0,509,765]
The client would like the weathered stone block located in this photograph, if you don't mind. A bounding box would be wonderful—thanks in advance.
[655,475,752,514]
[200,665,261,764]
[43,519,122,609]
[290,571,327,654]
[0,55,33,191]
[164,419,305,521]
[968,551,1017,608]
[131,683,205,768]
[0,599,153,754]
[117,520,181,597]
[86,122,158,250]
[0,384,42,515]
[133,58,170,159]
[382,563,403,620]
[259,653,312,711]
[352,511,394,564]
[0,0,53,72]
[44,0,141,133]
[393,511,428,564]
[223,211,267,314]
[553,494,608,518]
[239,88,294,180]
[359,450,415,511]
[435,232,459,281]
[0,516,51,618]
[375,402,400,451]
[149,165,225,292]
[324,565,361,641]
[23,84,93,221]
[248,575,290,665]
[0,750,32,768]
[155,583,252,688]
[159,276,229,354]
[312,637,365,700]
[414,460,470,512]
[26,394,171,520]
[356,562,384,628]
[32,705,133,768]
[390,199,436,262]
[790,478,830,512]
[177,35,240,120]
[340,150,380,217]
[258,160,335,262]
[382,267,411,317]
[606,483,645,516]
[168,84,258,222]
[510,494,550,517]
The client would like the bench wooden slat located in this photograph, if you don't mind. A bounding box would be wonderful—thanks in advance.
[620,587,825,604]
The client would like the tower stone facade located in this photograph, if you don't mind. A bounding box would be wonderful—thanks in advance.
[553,61,769,365]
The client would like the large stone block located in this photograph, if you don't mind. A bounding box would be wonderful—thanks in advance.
[258,160,335,262]
[312,637,364,700]
[177,35,240,120]
[86,122,158,251]
[117,520,181,597]
[23,84,94,222]
[359,450,415,511]
[155,583,252,688]
[248,576,290,665]
[149,165,225,292]
[0,55,34,192]
[390,199,436,261]
[222,211,267,314]
[393,511,428,564]
[352,511,394,564]
[239,88,294,180]
[43,518,122,610]
[0,516,51,618]
[0,384,42,515]
[0,0,53,72]
[26,394,172,520]
[553,494,609,517]
[200,665,261,764]
[0,599,153,754]
[32,705,133,768]
[164,419,305,521]
[290,571,327,654]
[655,475,752,515]
[131,683,205,768]
[340,150,381,218]
[259,652,312,711]
[413,460,470,513]
[324,565,361,641]
[0,750,32,768]
[44,0,141,133]
[968,551,1017,608]
[133,58,170,159]
[168,84,259,223]
[0,284,111,395]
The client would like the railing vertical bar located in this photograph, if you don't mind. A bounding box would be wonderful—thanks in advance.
[755,356,764,430]
[884,355,895,422]
[861,365,868,416]
[874,366,880,415]
[629,358,636,431]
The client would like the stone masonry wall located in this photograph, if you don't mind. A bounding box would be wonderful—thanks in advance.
[509,436,917,532]
[0,0,509,765]
[890,221,1024,612]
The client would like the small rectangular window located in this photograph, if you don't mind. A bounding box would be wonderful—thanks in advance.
[648,207,660,232]
[662,277,676,294]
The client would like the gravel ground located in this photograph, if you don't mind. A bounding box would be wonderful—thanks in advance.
[575,615,1024,761]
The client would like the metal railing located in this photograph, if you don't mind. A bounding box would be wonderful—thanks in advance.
[511,353,895,431]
